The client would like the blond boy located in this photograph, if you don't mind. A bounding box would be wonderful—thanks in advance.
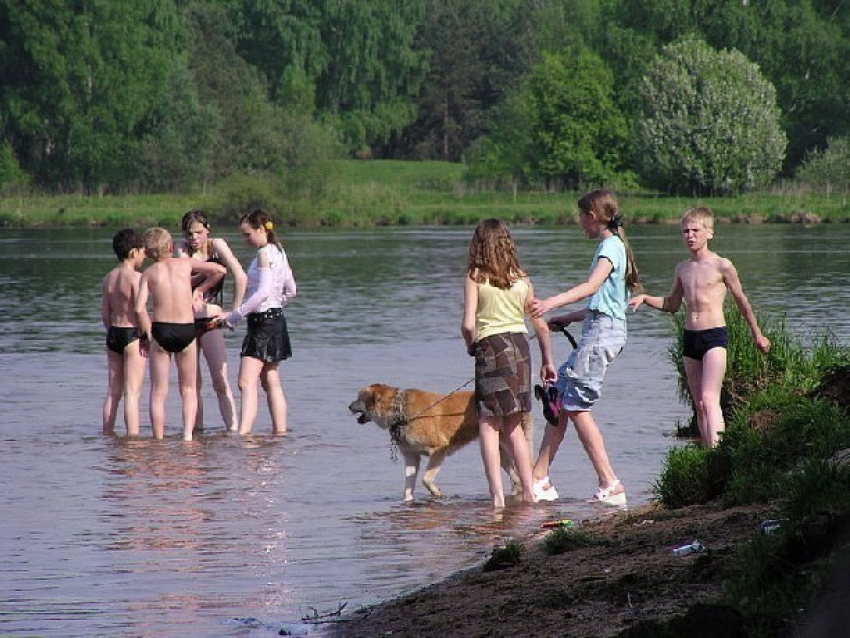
[135,227,226,441]
[628,207,770,447]
[101,229,147,436]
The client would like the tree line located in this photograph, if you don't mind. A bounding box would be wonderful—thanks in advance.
[0,0,847,196]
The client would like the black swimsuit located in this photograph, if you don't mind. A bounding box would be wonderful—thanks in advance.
[682,327,729,360]
[152,322,196,353]
[106,326,140,354]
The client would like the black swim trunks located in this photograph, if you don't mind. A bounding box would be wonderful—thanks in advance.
[682,327,728,360]
[106,326,140,354]
[152,321,196,354]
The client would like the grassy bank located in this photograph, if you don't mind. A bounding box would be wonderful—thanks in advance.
[1,160,848,228]
[655,309,850,633]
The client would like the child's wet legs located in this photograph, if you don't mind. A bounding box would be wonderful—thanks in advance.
[261,365,287,434]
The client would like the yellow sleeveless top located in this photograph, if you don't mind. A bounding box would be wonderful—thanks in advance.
[475,277,529,341]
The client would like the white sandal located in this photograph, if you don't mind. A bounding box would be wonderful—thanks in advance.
[590,479,627,506]
[533,477,559,502]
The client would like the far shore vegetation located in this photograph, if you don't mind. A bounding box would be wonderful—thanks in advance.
[1,160,847,229]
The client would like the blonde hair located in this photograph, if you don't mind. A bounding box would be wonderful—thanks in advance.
[681,206,715,231]
[577,189,642,293]
[143,227,172,261]
[466,218,526,289]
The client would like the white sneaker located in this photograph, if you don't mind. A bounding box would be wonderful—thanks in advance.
[590,479,627,507]
[533,477,559,502]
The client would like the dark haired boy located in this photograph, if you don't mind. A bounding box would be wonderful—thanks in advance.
[101,229,147,436]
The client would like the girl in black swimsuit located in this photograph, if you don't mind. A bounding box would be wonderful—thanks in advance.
[177,210,247,431]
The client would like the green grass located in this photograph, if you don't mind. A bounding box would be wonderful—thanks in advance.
[2,160,848,228]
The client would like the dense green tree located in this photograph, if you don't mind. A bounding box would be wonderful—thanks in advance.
[472,47,630,188]
[609,0,849,172]
[637,37,787,194]
[227,0,427,153]
[137,61,220,192]
[0,0,182,191]
[392,0,538,161]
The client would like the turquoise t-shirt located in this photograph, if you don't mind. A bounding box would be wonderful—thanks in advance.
[586,235,627,319]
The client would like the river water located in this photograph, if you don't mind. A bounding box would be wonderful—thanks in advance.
[1,223,848,636]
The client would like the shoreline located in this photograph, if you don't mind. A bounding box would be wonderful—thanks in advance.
[318,500,796,637]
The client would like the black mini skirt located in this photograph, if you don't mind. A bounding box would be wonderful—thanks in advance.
[241,308,292,363]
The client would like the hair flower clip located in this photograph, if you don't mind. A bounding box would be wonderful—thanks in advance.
[264,221,274,231]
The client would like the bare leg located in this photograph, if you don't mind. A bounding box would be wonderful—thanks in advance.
[532,411,569,484]
[175,342,199,441]
[200,329,238,431]
[122,341,146,437]
[687,349,727,447]
[479,416,506,508]
[237,356,264,435]
[261,364,287,434]
[148,343,171,439]
[570,410,620,492]
[503,413,535,503]
[103,350,124,435]
[194,350,205,432]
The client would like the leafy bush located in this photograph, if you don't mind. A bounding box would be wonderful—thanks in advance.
[795,137,850,194]
[0,141,30,194]
[637,37,787,195]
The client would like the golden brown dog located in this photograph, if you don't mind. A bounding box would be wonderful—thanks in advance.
[348,383,534,501]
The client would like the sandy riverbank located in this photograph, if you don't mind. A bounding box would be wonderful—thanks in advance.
[315,500,828,637]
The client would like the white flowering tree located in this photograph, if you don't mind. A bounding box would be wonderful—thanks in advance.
[637,37,787,195]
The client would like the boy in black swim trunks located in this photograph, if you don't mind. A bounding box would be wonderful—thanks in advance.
[628,207,770,447]
[102,229,147,436]
[136,227,226,441]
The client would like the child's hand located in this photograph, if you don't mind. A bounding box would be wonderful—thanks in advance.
[627,294,646,312]
[540,363,557,384]
[755,334,771,354]
[529,297,553,319]
[139,334,150,358]
[192,289,206,313]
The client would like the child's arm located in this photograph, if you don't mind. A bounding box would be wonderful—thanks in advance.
[721,259,771,353]
[526,281,557,383]
[135,274,152,339]
[191,260,227,297]
[461,274,478,354]
[212,238,248,310]
[101,275,112,329]
[279,250,297,305]
[530,258,613,318]
[629,267,684,314]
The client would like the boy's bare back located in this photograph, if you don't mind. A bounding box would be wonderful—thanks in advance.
[102,266,142,328]
[142,259,197,324]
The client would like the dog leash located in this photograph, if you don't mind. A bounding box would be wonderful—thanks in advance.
[388,327,575,434]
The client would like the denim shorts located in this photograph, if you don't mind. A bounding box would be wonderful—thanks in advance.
[556,311,626,412]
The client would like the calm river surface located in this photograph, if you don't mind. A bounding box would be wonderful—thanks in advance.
[1,223,848,637]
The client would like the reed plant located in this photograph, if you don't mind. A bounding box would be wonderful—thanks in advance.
[657,310,849,509]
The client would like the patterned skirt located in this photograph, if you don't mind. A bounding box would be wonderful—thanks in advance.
[473,331,531,418]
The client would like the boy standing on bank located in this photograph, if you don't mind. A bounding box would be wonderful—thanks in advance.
[628,207,770,447]
[101,229,147,436]
[136,227,226,441]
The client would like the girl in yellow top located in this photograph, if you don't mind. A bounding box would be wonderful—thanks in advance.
[462,219,556,508]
